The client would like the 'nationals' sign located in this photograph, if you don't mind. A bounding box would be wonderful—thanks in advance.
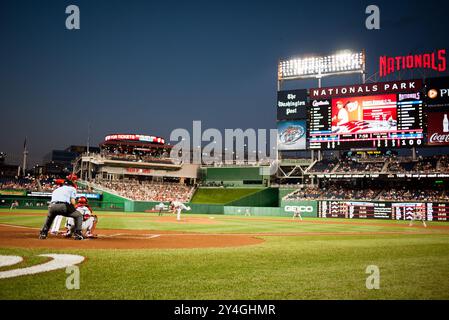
[310,79,422,99]
[379,49,446,78]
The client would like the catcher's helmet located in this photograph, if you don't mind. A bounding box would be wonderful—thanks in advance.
[54,178,65,186]
[77,196,88,204]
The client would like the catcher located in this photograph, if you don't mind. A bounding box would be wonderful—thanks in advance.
[64,196,98,238]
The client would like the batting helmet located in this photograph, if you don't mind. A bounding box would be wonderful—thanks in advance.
[77,196,88,205]
[66,174,78,181]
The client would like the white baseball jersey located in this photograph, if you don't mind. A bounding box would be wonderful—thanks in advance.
[76,205,92,218]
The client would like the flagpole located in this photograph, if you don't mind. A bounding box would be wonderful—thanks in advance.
[22,137,28,176]
[87,123,90,155]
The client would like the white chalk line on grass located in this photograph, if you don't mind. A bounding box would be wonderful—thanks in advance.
[98,233,125,238]
[98,234,161,239]
[0,223,39,230]
[0,255,23,268]
[0,254,84,279]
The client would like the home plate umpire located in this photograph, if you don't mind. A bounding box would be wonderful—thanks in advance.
[39,174,84,240]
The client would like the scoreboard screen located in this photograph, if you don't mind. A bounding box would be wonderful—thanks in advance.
[318,200,449,221]
[318,201,392,219]
[309,93,423,149]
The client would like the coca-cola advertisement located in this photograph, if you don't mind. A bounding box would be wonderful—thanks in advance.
[427,112,449,145]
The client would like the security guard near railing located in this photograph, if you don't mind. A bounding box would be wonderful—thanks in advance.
[39,174,84,240]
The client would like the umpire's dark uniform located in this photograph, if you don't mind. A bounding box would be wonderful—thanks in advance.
[39,180,84,240]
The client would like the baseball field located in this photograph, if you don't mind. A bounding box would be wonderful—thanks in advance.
[1,208,449,300]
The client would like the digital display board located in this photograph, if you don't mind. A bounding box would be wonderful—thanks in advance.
[309,91,423,149]
[318,200,449,221]
[318,201,392,219]
[105,134,165,145]
[277,120,307,150]
[277,89,308,120]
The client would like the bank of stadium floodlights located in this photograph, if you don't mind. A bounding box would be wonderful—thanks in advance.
[277,50,366,89]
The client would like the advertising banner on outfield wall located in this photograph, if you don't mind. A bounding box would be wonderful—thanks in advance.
[277,120,307,150]
[277,89,308,120]
[27,191,102,200]
[282,201,317,217]
[0,190,27,196]
[425,76,449,108]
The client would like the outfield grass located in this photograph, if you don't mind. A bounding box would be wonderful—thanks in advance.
[0,209,443,234]
[1,209,449,299]
[190,188,262,204]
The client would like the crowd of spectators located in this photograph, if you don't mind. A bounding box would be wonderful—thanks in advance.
[284,185,381,201]
[0,178,40,191]
[437,156,449,172]
[413,157,438,173]
[378,188,449,202]
[95,179,194,202]
[334,159,385,173]
[310,156,447,174]
[0,176,91,193]
[308,159,338,173]
[284,184,449,202]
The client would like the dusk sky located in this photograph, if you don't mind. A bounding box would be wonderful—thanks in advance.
[1,0,449,166]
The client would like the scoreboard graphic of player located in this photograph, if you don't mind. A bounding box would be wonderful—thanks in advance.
[330,94,397,134]
[310,92,423,149]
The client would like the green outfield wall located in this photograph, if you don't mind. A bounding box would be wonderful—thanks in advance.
[200,166,269,186]
[223,206,282,216]
[1,185,316,217]
[278,188,297,202]
[226,188,279,207]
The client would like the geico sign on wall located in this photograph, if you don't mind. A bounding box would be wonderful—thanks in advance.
[284,205,314,213]
[283,202,317,217]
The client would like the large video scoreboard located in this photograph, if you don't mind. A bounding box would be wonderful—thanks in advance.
[318,200,449,221]
[308,80,424,149]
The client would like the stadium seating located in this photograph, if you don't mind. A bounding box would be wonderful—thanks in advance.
[94,179,195,202]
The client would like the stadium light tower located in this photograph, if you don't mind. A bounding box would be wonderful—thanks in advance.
[276,50,366,166]
[277,49,366,89]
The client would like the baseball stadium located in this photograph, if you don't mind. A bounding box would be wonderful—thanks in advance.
[1,0,449,305]
[2,72,449,300]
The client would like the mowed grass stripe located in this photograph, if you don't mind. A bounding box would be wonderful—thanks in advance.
[0,212,446,235]
[1,234,449,299]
